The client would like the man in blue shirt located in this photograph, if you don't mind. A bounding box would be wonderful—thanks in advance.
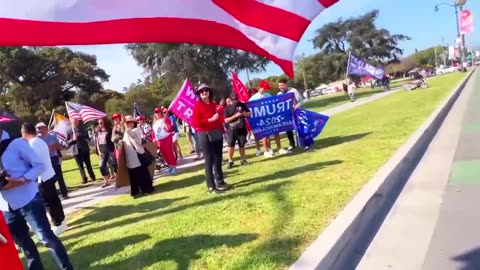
[0,129,73,270]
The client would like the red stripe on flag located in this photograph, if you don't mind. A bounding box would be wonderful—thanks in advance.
[0,17,293,77]
[212,0,310,42]
[318,0,339,8]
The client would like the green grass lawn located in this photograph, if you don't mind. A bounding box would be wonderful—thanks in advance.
[43,72,467,270]
[304,87,384,112]
[61,154,101,191]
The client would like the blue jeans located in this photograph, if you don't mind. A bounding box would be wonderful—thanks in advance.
[2,193,73,270]
[99,152,117,176]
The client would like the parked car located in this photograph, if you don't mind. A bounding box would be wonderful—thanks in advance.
[435,66,457,75]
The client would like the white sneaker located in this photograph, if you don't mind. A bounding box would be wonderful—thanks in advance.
[278,149,290,155]
[263,151,274,158]
[53,221,67,236]
[255,150,263,157]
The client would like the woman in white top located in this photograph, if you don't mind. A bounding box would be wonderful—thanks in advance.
[122,116,155,198]
[152,107,177,174]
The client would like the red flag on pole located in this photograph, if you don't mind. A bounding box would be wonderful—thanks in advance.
[0,215,23,270]
[231,72,253,132]
[232,72,251,103]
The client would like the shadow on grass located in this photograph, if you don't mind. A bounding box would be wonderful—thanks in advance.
[317,132,372,148]
[61,182,289,243]
[234,160,343,189]
[63,164,100,174]
[68,197,187,228]
[154,168,240,193]
[82,233,258,270]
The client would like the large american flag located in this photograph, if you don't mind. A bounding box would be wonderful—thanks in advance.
[0,0,339,77]
[65,102,106,123]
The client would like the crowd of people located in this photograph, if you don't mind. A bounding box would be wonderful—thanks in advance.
[0,78,312,269]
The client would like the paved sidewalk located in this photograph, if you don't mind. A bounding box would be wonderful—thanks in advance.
[61,88,400,216]
[357,70,479,270]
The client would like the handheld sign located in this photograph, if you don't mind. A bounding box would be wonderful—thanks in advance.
[168,79,198,126]
[247,93,295,140]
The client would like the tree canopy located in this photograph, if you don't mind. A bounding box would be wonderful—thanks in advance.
[294,10,410,87]
[125,44,270,98]
[0,47,109,122]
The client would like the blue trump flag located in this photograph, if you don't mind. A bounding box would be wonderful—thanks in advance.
[347,54,385,79]
[247,93,295,140]
[294,109,329,146]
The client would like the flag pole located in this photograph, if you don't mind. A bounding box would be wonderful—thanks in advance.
[345,50,352,83]
[48,109,55,128]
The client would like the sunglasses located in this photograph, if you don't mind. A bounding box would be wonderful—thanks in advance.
[198,89,209,94]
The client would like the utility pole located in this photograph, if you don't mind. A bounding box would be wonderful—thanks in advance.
[245,69,251,88]
[434,46,438,68]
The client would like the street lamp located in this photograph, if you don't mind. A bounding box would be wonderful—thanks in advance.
[434,0,467,71]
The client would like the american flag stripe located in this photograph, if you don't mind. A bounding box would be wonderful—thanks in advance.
[65,102,106,123]
[0,0,339,77]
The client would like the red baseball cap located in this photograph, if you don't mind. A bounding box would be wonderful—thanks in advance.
[112,113,122,120]
[154,107,162,113]
[259,80,271,90]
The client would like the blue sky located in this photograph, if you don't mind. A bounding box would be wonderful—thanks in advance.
[68,0,480,91]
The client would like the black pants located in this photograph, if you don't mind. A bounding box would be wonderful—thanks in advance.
[52,161,68,197]
[198,131,224,188]
[127,165,154,196]
[38,179,65,226]
[286,130,296,148]
[74,150,96,183]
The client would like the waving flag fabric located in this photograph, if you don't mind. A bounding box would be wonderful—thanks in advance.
[347,54,385,79]
[0,0,339,76]
[232,72,251,103]
[294,109,329,146]
[50,113,71,146]
[133,103,143,118]
[65,102,106,123]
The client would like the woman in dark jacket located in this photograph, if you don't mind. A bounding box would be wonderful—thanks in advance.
[96,118,117,188]
[192,84,230,194]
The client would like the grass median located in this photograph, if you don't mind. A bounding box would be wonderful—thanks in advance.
[43,72,467,270]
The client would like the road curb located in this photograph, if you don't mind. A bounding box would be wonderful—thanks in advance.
[289,70,476,270]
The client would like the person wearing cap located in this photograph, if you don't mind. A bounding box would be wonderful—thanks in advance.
[192,84,229,194]
[224,93,251,169]
[111,113,124,162]
[248,80,278,158]
[122,115,155,198]
[152,107,177,174]
[36,122,69,199]
[136,115,153,142]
